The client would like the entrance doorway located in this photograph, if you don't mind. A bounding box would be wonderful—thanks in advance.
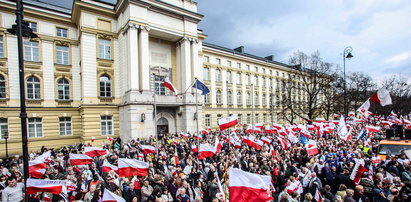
[157,117,169,140]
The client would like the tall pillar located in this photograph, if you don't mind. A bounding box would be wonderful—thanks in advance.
[179,38,192,92]
[139,26,150,91]
[128,24,139,91]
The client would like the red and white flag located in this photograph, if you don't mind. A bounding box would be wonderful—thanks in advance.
[118,158,149,177]
[102,160,118,172]
[269,145,276,157]
[141,145,157,154]
[390,111,398,117]
[315,118,326,123]
[264,125,275,133]
[350,163,368,185]
[261,136,272,144]
[162,77,178,94]
[191,145,198,153]
[107,136,114,141]
[365,125,380,133]
[381,121,393,126]
[218,115,238,131]
[29,160,48,173]
[306,140,319,156]
[102,188,126,202]
[277,136,288,150]
[370,88,392,106]
[201,128,209,135]
[30,168,46,179]
[229,168,273,202]
[198,144,216,160]
[215,138,223,153]
[194,133,202,140]
[255,122,264,129]
[69,153,93,166]
[174,150,180,165]
[246,125,262,134]
[338,116,350,141]
[84,147,107,157]
[180,132,189,139]
[26,178,65,195]
[243,135,262,150]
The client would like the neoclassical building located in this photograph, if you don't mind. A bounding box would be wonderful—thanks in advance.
[0,0,302,156]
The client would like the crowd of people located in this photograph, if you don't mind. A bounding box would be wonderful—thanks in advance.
[1,113,411,202]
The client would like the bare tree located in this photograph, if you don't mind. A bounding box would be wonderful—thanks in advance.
[374,75,411,115]
[280,51,335,122]
[345,72,376,112]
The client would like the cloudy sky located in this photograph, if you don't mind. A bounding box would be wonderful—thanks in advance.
[197,0,411,82]
[42,0,411,81]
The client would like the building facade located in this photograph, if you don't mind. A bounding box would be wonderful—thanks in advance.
[0,0,304,156]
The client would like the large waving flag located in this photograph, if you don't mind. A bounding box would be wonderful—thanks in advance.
[365,125,380,133]
[102,160,118,172]
[29,160,48,172]
[26,179,65,195]
[350,163,368,185]
[306,139,319,156]
[229,168,273,202]
[218,115,238,131]
[118,158,149,177]
[370,88,392,106]
[141,145,157,154]
[338,116,349,141]
[102,188,126,202]
[193,79,210,95]
[162,77,178,94]
[84,147,107,157]
[69,153,93,166]
[198,144,216,160]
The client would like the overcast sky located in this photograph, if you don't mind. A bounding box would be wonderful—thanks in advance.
[41,0,411,82]
[197,0,411,82]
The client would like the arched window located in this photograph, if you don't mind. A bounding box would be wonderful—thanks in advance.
[237,92,241,105]
[0,74,5,98]
[57,78,70,100]
[246,92,251,105]
[27,76,40,99]
[216,90,221,104]
[99,75,111,97]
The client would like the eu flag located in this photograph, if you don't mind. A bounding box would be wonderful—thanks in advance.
[193,80,210,95]
[300,134,309,144]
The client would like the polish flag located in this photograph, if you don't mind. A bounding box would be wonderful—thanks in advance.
[118,158,149,177]
[194,133,202,140]
[338,116,350,141]
[198,144,216,160]
[255,122,264,130]
[243,135,262,150]
[26,178,65,195]
[370,88,392,106]
[180,132,189,139]
[191,145,198,153]
[69,153,93,166]
[307,125,315,131]
[272,123,283,130]
[218,115,238,131]
[314,118,326,123]
[91,136,95,142]
[141,145,156,154]
[162,77,178,94]
[306,140,319,156]
[403,119,411,125]
[261,136,272,144]
[269,145,276,157]
[381,121,393,126]
[102,160,118,172]
[371,156,381,164]
[215,138,223,153]
[264,125,274,133]
[29,160,48,172]
[277,136,288,150]
[102,188,126,202]
[229,168,273,202]
[84,147,107,157]
[30,168,46,179]
[314,189,323,202]
[34,151,51,162]
[365,125,380,133]
[350,163,368,185]
[246,125,262,134]
[201,128,209,135]
[390,111,398,117]
[232,140,241,149]
[174,150,180,165]
[66,180,77,191]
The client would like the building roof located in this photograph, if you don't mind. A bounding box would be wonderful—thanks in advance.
[202,42,294,69]
[23,0,72,14]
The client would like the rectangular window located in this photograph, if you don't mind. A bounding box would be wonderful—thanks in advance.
[203,68,209,80]
[237,114,242,124]
[28,22,37,32]
[204,94,210,104]
[215,58,221,65]
[255,113,259,123]
[237,92,241,105]
[227,92,232,105]
[254,76,258,86]
[247,114,251,124]
[263,114,267,123]
[56,45,69,65]
[24,40,39,61]
[217,114,222,124]
[0,118,7,139]
[215,69,221,82]
[237,63,241,68]
[246,65,250,70]
[245,75,249,85]
[59,117,72,136]
[262,78,266,88]
[205,114,211,127]
[56,27,68,38]
[255,67,258,72]
[226,71,231,83]
[263,68,266,74]
[236,73,241,84]
[98,39,111,60]
[154,75,166,95]
[203,56,209,63]
[28,118,42,138]
[0,36,3,58]
[101,115,113,136]
[227,60,232,66]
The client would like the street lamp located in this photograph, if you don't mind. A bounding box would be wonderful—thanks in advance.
[343,46,353,116]
[7,0,38,197]
[3,130,9,158]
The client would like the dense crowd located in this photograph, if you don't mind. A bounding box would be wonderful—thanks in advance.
[1,114,411,202]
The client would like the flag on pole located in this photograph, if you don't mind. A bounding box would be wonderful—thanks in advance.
[69,153,93,166]
[192,79,210,95]
[306,140,319,156]
[118,158,149,177]
[198,144,216,160]
[370,88,392,106]
[29,160,48,172]
[84,147,107,157]
[229,168,273,202]
[365,125,380,133]
[141,145,157,154]
[338,116,350,141]
[162,77,178,94]
[102,188,126,202]
[218,115,238,131]
[350,163,368,185]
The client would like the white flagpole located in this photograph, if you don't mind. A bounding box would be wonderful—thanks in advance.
[195,78,200,149]
[153,73,158,158]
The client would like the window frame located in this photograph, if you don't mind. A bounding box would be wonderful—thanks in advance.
[0,74,6,99]
[203,68,209,81]
[0,118,8,139]
[59,117,72,136]
[26,76,41,100]
[237,92,241,106]
[28,21,38,33]
[56,45,69,65]
[99,74,112,97]
[227,91,232,105]
[205,114,211,127]
[56,27,68,38]
[100,115,113,136]
[0,35,4,58]
[57,78,70,100]
[24,40,39,62]
[216,90,222,104]
[28,117,43,138]
[215,69,221,82]
[98,38,111,60]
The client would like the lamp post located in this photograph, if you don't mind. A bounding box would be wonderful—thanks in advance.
[7,0,37,198]
[3,130,9,158]
[343,46,353,116]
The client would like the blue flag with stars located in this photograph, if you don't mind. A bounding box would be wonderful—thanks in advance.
[193,80,210,95]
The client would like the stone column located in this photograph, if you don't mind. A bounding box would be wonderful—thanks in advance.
[138,26,150,91]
